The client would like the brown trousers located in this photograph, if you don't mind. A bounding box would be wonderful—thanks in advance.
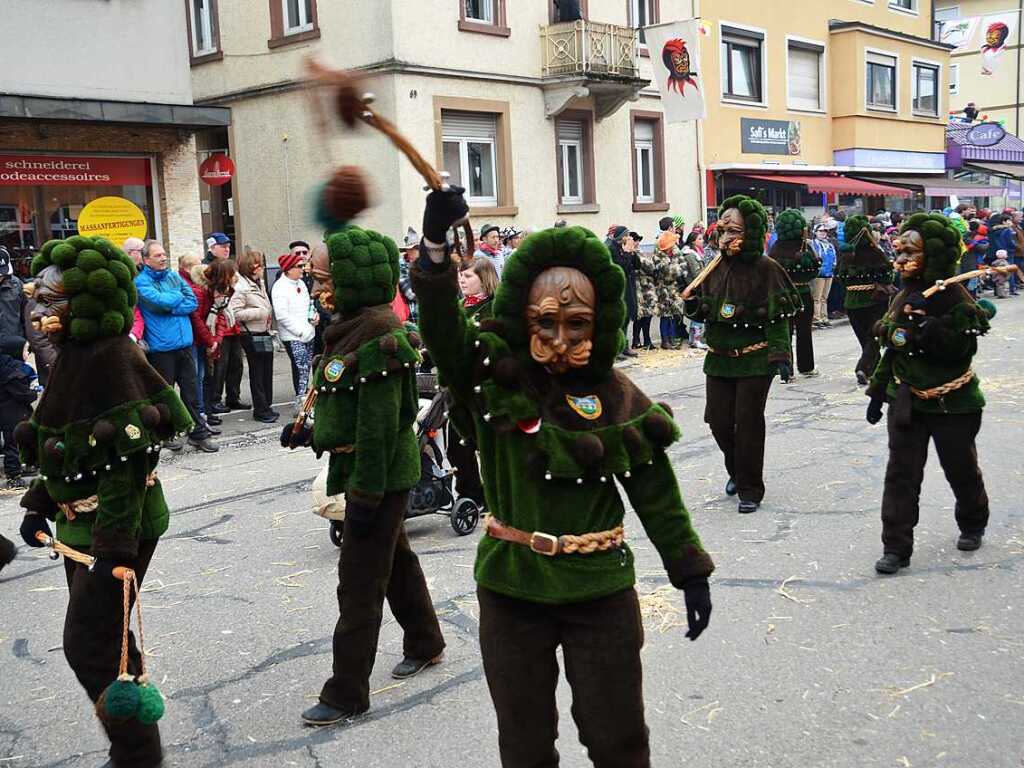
[478,586,649,768]
[63,539,162,768]
[319,490,445,712]
[881,409,989,558]
[705,374,774,503]
[790,291,815,373]
[847,302,886,378]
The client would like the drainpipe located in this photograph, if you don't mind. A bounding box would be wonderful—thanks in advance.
[1017,0,1023,135]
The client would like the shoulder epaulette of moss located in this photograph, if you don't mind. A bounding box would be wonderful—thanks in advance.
[314,328,422,394]
[14,388,192,493]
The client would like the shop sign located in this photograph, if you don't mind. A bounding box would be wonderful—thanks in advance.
[77,196,148,243]
[199,153,235,186]
[965,122,1006,147]
[0,154,151,187]
[741,118,802,156]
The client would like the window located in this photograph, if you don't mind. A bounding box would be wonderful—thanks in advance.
[459,0,509,35]
[721,27,765,103]
[935,6,959,21]
[889,0,916,11]
[949,63,960,95]
[550,0,588,23]
[787,40,825,111]
[465,0,495,22]
[913,62,939,115]
[268,0,318,47]
[630,112,667,211]
[866,51,897,110]
[442,111,499,207]
[558,121,584,205]
[186,0,220,62]
[629,0,658,45]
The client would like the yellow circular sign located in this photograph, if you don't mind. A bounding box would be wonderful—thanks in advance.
[77,196,148,245]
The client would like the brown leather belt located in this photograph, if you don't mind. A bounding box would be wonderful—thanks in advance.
[58,471,158,521]
[485,515,624,556]
[707,341,768,358]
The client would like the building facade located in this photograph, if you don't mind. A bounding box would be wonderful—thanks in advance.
[0,0,229,269]
[189,0,702,252]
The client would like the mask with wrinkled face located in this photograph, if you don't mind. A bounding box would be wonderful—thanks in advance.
[31,265,69,343]
[718,208,745,257]
[525,267,596,375]
[893,230,925,279]
[309,243,334,312]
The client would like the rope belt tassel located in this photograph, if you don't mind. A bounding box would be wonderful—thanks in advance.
[707,341,768,358]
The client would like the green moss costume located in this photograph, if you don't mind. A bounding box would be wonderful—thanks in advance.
[684,196,800,378]
[836,215,895,311]
[769,209,822,295]
[311,225,421,505]
[412,225,714,605]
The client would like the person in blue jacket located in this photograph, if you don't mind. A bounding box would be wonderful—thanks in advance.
[135,240,218,452]
[986,213,1018,294]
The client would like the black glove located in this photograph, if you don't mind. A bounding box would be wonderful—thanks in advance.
[280,422,313,450]
[19,514,51,548]
[422,185,469,244]
[903,291,927,314]
[682,578,712,641]
[775,362,793,383]
[866,398,884,425]
[344,501,377,539]
[89,559,122,581]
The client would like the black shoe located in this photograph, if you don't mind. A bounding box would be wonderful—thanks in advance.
[855,370,869,386]
[0,536,16,573]
[188,437,220,453]
[644,342,655,351]
[301,702,368,727]
[391,653,443,680]
[725,478,738,496]
[211,402,231,414]
[5,476,28,491]
[164,440,184,452]
[956,532,984,551]
[874,553,910,574]
[738,500,759,514]
[206,414,223,426]
[622,348,638,358]
[21,465,38,478]
[206,425,222,436]
[227,400,252,411]
[254,411,280,424]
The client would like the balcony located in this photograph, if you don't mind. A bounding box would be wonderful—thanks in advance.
[540,20,649,120]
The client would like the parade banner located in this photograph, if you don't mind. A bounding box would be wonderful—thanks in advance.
[939,17,979,55]
[644,19,707,122]
[980,13,1017,76]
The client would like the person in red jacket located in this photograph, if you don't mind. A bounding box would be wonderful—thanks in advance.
[178,254,221,434]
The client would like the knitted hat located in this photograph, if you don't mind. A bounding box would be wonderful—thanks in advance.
[325,225,400,314]
[899,212,963,283]
[718,195,768,264]
[31,236,137,342]
[278,252,304,273]
[773,209,807,242]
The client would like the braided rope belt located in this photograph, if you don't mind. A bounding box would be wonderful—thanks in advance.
[485,515,625,556]
[58,471,158,521]
[846,284,878,292]
[896,369,975,400]
[707,341,768,358]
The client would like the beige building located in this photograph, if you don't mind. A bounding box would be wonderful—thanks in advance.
[189,1,703,252]
[0,0,229,267]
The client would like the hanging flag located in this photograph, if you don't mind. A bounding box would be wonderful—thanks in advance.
[644,18,707,123]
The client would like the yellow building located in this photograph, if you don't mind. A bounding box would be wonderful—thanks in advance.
[692,0,953,217]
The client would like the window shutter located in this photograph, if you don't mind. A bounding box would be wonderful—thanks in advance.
[789,47,820,110]
[442,111,497,139]
[557,119,584,141]
[867,51,896,67]
[634,119,655,143]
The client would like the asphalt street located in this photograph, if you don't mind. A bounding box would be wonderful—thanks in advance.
[1,299,1022,768]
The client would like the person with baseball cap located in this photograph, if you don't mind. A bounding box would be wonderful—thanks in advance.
[204,232,231,264]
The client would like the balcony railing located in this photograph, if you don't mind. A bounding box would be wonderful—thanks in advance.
[541,20,640,80]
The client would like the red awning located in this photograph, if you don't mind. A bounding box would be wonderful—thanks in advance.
[739,174,913,198]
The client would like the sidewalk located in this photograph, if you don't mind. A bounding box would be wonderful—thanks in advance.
[207,348,299,447]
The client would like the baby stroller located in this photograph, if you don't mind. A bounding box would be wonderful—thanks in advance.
[313,372,482,547]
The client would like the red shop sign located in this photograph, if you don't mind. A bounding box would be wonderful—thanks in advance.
[0,154,151,187]
[199,153,235,186]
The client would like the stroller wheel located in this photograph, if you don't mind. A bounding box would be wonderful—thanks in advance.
[451,498,480,536]
[329,520,344,548]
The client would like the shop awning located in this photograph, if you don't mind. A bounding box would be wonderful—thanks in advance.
[963,161,1024,180]
[739,174,913,197]
[0,94,230,129]
[851,175,1004,197]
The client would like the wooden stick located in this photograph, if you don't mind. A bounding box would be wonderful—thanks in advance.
[36,532,131,581]
[923,264,1024,298]
[290,385,319,437]
[682,254,723,300]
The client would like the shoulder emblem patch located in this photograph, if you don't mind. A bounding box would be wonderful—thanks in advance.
[566,395,602,420]
[720,303,736,319]
[324,359,346,382]
[892,328,908,348]
[125,424,141,440]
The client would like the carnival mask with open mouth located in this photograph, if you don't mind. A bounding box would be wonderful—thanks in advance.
[525,267,596,375]
[718,207,745,257]
[893,230,925,279]
[30,265,70,343]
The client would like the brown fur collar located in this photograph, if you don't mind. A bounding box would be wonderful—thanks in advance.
[322,304,401,357]
[525,367,652,430]
[701,254,795,305]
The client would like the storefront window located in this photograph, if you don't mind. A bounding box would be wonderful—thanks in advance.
[0,154,156,276]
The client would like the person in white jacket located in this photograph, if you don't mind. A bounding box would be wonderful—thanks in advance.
[272,251,318,408]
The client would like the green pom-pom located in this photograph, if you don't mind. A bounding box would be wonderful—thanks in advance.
[51,243,78,269]
[774,209,807,241]
[99,310,126,336]
[92,237,116,258]
[108,259,132,288]
[30,254,49,277]
[70,317,99,342]
[121,308,135,331]
[63,266,87,294]
[103,679,141,719]
[977,298,997,319]
[136,683,165,725]
[40,240,60,259]
[65,235,92,251]
[77,249,107,273]
[87,268,118,297]
[125,282,138,306]
[70,293,106,319]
